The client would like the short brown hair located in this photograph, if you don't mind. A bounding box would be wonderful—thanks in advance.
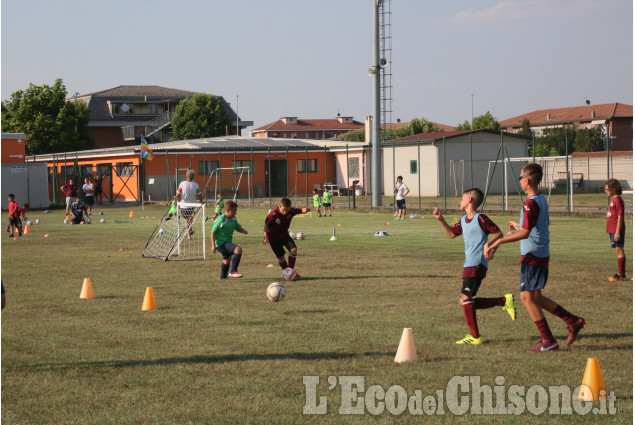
[279,197,291,207]
[521,163,543,184]
[225,200,238,210]
[604,178,623,195]
[463,188,484,208]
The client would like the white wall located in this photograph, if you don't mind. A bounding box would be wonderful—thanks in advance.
[1,163,50,209]
[382,144,438,196]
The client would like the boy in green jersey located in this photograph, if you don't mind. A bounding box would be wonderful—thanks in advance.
[322,187,333,216]
[211,201,248,279]
[312,188,323,217]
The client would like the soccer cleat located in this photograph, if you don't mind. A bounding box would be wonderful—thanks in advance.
[608,274,626,281]
[294,271,301,279]
[566,317,586,347]
[502,294,516,321]
[526,339,559,352]
[228,272,243,278]
[455,334,483,345]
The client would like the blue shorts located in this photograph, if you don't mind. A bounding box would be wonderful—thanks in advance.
[610,233,625,248]
[322,202,331,208]
[216,242,238,259]
[520,262,548,292]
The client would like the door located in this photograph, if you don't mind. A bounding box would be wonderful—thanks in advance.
[265,160,288,197]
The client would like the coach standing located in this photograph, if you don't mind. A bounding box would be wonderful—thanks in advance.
[175,170,203,239]
[61,178,78,216]
[394,176,409,220]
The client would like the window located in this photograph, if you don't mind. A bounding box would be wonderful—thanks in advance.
[96,164,112,178]
[59,166,76,180]
[232,160,254,174]
[111,103,134,114]
[116,162,134,177]
[291,132,297,138]
[347,157,360,178]
[410,160,417,174]
[199,160,220,176]
[298,159,318,173]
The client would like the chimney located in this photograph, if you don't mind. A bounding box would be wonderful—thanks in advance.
[337,116,354,124]
[281,117,297,125]
[591,111,596,118]
[546,113,552,121]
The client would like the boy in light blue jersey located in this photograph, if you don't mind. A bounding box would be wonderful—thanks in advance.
[211,201,248,279]
[434,188,514,345]
[485,163,585,352]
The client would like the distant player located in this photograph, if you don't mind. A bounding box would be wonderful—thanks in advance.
[211,201,248,279]
[394,176,409,219]
[175,170,203,239]
[433,188,515,345]
[485,163,585,352]
[70,197,87,225]
[604,178,627,281]
[312,188,322,217]
[15,203,29,235]
[7,194,21,237]
[264,198,311,277]
[322,187,333,216]
[214,193,224,218]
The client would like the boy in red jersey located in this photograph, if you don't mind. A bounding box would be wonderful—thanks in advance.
[434,188,515,345]
[264,198,310,277]
[485,163,585,352]
[7,194,20,237]
[604,179,627,281]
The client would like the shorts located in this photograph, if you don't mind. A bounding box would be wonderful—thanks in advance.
[323,202,331,208]
[71,216,85,224]
[269,236,297,259]
[66,197,74,209]
[461,277,482,297]
[520,262,548,292]
[396,199,406,210]
[84,196,95,206]
[180,207,195,220]
[314,202,321,208]
[216,242,238,259]
[8,217,20,226]
[610,233,625,248]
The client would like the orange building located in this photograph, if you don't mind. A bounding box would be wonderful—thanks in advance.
[1,133,27,163]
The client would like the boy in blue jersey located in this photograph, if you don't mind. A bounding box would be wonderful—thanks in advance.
[433,188,515,345]
[485,163,585,352]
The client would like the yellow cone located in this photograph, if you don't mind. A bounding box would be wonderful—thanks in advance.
[579,358,607,401]
[129,210,135,218]
[394,328,418,363]
[80,278,94,299]
[142,287,157,311]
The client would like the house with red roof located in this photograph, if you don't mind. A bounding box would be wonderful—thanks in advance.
[250,116,364,140]
[500,103,632,151]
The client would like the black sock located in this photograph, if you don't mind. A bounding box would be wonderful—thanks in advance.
[220,263,230,279]
[230,254,241,273]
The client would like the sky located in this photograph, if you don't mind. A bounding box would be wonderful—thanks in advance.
[1,0,633,133]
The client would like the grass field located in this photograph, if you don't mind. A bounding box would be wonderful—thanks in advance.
[1,202,632,424]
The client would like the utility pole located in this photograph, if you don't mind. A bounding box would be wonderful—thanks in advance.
[371,0,382,207]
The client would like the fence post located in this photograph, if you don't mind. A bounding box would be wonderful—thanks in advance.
[443,137,447,210]
[268,147,272,209]
[346,144,350,209]
[418,139,421,213]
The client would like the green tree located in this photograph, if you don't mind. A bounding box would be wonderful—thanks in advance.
[519,118,532,136]
[573,126,605,152]
[455,111,501,131]
[407,117,440,135]
[171,93,231,140]
[455,120,472,130]
[1,79,92,155]
[339,129,365,142]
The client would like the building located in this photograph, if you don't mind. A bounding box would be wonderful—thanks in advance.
[500,103,633,151]
[250,116,364,140]
[2,133,49,209]
[74,85,253,149]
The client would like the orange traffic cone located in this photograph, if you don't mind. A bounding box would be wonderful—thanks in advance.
[80,278,94,299]
[24,224,30,234]
[579,358,607,401]
[394,328,418,363]
[129,210,134,218]
[142,287,157,311]
[66,214,70,221]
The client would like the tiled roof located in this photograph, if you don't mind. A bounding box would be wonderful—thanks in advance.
[252,118,364,132]
[500,103,633,127]
[77,85,201,98]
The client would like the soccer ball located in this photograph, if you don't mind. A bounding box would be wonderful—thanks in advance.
[266,282,286,302]
[64,219,70,224]
[86,218,92,224]
[100,218,106,224]
[159,227,166,234]
[296,232,305,240]
[289,232,295,239]
[99,211,104,215]
[35,219,41,224]
[27,220,33,226]
[282,267,297,281]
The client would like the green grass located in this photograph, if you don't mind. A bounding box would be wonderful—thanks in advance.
[2,204,632,424]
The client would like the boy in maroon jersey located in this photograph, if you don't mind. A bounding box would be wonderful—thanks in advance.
[264,198,311,277]
[604,179,627,281]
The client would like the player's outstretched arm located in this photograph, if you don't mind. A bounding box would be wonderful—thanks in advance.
[433,206,455,239]
[263,224,270,244]
[302,208,311,213]
[238,228,248,235]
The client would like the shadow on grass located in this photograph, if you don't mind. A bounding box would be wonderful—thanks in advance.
[297,275,452,281]
[497,332,632,345]
[8,351,412,372]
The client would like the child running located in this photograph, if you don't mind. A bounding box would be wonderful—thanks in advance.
[433,188,515,345]
[211,201,248,279]
[604,179,627,281]
[312,189,322,217]
[264,198,311,277]
[485,163,585,352]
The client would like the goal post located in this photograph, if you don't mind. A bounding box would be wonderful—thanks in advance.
[203,167,252,204]
[142,202,206,261]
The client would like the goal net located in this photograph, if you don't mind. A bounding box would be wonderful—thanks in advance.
[203,167,252,204]
[142,202,206,261]
[623,190,633,228]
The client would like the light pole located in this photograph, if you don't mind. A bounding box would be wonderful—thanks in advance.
[236,95,239,136]
[471,94,474,129]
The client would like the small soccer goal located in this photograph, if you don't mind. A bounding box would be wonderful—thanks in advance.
[623,190,633,228]
[142,202,206,261]
[205,167,252,203]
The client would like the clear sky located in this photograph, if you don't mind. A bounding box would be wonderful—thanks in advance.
[2,0,632,132]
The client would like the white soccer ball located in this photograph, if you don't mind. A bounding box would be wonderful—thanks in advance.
[282,267,297,281]
[35,219,41,224]
[100,218,106,224]
[86,218,92,224]
[159,227,166,234]
[27,221,33,226]
[296,232,305,240]
[64,219,70,224]
[289,232,295,239]
[266,282,286,302]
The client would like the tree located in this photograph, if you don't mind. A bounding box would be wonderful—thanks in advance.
[518,119,532,136]
[171,93,231,140]
[1,79,92,155]
[573,126,605,152]
[340,117,440,142]
[455,111,501,131]
[407,117,440,135]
